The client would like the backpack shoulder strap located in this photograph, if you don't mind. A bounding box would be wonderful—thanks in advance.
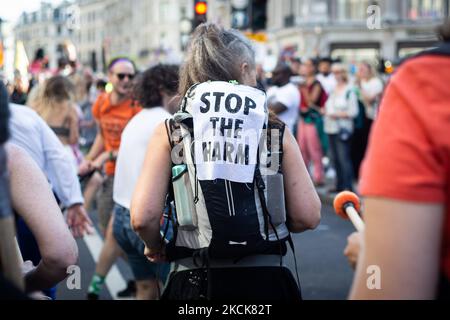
[180,83,201,113]
[164,118,183,153]
[163,118,179,244]
[164,118,176,150]
[267,120,286,172]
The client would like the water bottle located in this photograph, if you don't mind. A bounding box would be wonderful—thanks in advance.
[172,164,197,230]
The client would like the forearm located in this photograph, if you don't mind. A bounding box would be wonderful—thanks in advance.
[133,214,162,250]
[93,149,118,168]
[361,92,378,107]
[24,260,68,293]
[85,133,104,161]
[287,194,321,233]
[336,111,352,119]
[287,218,316,233]
[327,108,352,119]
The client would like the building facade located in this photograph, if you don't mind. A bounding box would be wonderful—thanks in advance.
[77,0,106,72]
[265,0,449,63]
[76,0,197,71]
[14,1,78,70]
[14,0,449,73]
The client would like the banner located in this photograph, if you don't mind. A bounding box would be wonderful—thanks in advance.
[191,81,267,183]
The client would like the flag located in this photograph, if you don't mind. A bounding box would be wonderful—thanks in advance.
[14,41,29,78]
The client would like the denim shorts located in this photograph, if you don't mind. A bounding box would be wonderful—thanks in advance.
[112,204,170,281]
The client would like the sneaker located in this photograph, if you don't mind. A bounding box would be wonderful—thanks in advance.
[86,292,99,300]
[117,280,136,298]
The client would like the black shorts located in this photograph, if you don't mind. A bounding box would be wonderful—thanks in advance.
[161,266,302,301]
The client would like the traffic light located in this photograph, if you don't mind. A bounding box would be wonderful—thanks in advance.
[0,43,4,69]
[193,0,207,29]
[251,0,267,31]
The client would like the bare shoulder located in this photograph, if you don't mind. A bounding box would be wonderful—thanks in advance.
[151,121,171,147]
[5,143,30,166]
[154,121,168,136]
[5,143,42,181]
[282,128,297,154]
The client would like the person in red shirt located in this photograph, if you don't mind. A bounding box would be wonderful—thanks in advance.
[345,23,450,299]
[78,57,141,299]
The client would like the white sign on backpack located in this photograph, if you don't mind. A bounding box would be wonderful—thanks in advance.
[191,81,267,183]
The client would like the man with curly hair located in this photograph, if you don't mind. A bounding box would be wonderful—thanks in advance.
[112,64,180,300]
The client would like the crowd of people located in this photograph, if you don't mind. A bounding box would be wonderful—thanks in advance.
[262,55,385,193]
[0,19,449,301]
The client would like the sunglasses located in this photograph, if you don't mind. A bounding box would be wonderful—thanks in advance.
[115,73,135,81]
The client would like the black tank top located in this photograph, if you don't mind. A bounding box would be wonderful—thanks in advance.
[50,126,70,138]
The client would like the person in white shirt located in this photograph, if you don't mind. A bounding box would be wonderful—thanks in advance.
[316,57,337,95]
[351,62,384,179]
[267,63,301,133]
[112,64,179,300]
[324,64,359,192]
[9,103,92,238]
[356,62,384,121]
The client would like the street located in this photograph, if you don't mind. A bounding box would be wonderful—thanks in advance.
[56,202,355,300]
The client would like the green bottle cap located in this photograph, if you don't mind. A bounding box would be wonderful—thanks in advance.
[172,164,188,181]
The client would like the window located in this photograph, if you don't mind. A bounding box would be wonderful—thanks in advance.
[283,0,296,27]
[336,0,375,22]
[180,6,187,18]
[330,42,381,64]
[407,0,445,20]
[53,8,60,21]
[331,47,380,64]
[159,1,169,22]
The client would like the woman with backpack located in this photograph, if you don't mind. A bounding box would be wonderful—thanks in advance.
[130,23,321,300]
[324,63,359,192]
